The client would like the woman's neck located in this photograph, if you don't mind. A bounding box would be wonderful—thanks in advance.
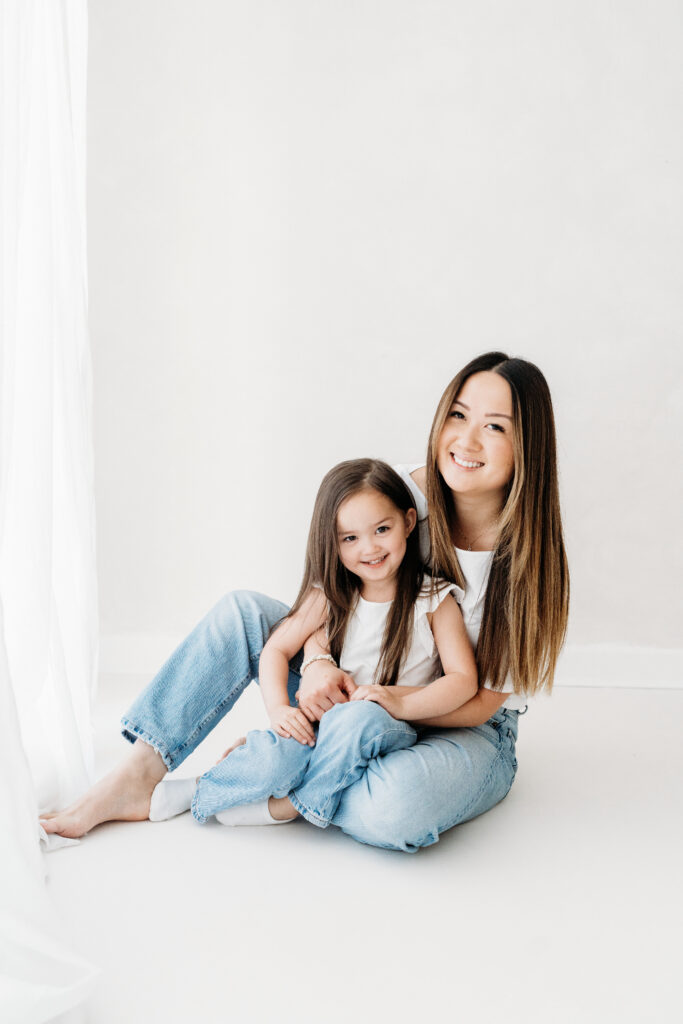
[451,492,504,552]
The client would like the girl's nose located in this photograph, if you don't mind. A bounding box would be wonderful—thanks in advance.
[361,537,381,556]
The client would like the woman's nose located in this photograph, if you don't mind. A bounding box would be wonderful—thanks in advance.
[456,422,482,452]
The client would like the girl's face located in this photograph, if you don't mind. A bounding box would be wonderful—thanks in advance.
[336,488,417,593]
[437,371,515,500]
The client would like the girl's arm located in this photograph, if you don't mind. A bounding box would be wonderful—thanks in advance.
[259,589,327,745]
[353,595,478,721]
[296,631,358,722]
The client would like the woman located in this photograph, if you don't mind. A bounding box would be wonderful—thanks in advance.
[41,351,569,852]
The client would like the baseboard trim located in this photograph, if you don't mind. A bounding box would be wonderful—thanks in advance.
[552,644,682,689]
[99,634,683,689]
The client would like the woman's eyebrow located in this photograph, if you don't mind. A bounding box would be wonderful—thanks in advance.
[454,399,511,419]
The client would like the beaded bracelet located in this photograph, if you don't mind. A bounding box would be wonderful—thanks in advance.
[300,653,337,674]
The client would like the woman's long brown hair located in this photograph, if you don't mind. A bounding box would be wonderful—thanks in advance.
[426,352,569,696]
[288,459,424,687]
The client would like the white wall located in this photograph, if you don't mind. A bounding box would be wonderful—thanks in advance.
[89,1,683,683]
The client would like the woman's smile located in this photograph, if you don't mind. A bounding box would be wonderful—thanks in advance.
[450,453,485,470]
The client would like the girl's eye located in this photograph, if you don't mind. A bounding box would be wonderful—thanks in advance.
[341,535,356,543]
[376,525,390,534]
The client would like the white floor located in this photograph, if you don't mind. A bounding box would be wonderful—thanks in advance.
[46,679,682,1024]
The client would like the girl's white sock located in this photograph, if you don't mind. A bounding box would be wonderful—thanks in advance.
[215,799,296,826]
[148,777,196,821]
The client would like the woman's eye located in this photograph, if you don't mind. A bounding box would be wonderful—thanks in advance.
[486,423,505,432]
[449,410,465,419]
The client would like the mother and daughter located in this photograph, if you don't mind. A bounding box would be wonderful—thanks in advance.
[41,351,569,853]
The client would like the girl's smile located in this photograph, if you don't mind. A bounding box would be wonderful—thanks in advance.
[361,553,389,567]
[336,489,416,601]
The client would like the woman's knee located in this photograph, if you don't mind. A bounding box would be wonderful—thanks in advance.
[208,590,288,644]
[334,770,439,853]
[340,795,437,853]
[216,589,278,624]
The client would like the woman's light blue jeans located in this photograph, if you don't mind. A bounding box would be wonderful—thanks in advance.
[122,591,519,853]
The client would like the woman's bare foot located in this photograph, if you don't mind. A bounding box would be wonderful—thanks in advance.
[268,796,299,821]
[40,742,167,839]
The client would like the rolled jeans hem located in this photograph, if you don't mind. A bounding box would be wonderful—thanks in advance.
[191,791,210,824]
[287,792,330,829]
[120,720,175,772]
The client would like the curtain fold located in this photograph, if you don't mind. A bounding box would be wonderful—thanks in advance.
[1,0,97,813]
[1,0,99,1019]
[0,615,98,1022]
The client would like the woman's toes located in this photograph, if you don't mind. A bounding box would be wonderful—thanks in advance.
[40,815,72,836]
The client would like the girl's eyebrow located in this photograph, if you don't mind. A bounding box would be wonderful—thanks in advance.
[337,517,393,534]
[453,399,511,420]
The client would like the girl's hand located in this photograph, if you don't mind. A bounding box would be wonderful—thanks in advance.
[296,663,357,722]
[350,685,406,719]
[216,736,246,763]
[270,705,316,746]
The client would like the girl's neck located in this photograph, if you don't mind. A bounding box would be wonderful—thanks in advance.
[451,492,504,551]
[360,578,398,604]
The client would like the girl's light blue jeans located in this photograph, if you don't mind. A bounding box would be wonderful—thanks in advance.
[191,702,418,826]
[122,591,520,853]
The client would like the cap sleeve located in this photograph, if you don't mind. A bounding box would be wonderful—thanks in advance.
[423,578,464,611]
[392,464,428,522]
[414,578,465,658]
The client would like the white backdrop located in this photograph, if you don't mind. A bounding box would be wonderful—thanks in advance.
[88,1,682,685]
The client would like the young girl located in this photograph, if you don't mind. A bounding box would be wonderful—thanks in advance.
[146,458,478,828]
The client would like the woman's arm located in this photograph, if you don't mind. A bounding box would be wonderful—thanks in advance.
[418,686,509,727]
[353,595,478,721]
[259,590,327,744]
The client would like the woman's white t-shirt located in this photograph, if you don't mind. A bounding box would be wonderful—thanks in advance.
[340,580,463,688]
[394,464,528,712]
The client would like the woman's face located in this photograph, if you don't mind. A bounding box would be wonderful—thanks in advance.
[437,371,515,501]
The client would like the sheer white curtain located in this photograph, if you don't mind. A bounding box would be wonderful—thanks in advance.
[1,0,96,814]
[1,0,99,1019]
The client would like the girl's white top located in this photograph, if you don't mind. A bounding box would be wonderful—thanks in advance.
[340,580,463,688]
[394,464,528,712]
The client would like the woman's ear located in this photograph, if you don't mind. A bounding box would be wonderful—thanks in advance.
[404,508,417,536]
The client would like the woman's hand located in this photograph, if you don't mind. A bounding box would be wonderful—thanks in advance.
[350,685,406,719]
[296,662,357,722]
[270,704,316,746]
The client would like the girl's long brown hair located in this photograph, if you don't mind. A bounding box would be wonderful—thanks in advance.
[426,352,569,696]
[288,459,424,687]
